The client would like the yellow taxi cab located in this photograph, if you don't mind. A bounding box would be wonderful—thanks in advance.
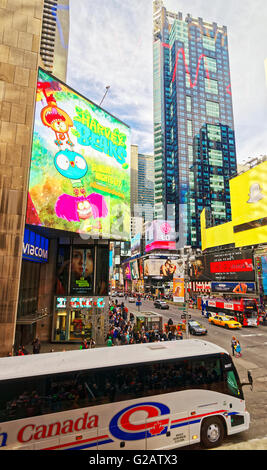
[208,314,242,329]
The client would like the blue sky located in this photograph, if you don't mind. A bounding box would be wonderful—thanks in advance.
[67,0,267,163]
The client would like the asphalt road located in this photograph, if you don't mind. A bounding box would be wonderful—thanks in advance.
[122,297,267,450]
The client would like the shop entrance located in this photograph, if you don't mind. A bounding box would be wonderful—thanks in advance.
[53,308,93,342]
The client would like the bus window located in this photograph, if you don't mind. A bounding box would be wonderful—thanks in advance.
[225,370,242,398]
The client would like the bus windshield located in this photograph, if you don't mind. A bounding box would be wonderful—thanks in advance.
[243,300,258,318]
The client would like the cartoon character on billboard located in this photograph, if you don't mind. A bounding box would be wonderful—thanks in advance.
[54,149,108,223]
[37,79,109,229]
[38,82,74,148]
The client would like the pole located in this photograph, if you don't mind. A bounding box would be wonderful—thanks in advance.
[185,275,189,339]
[99,86,110,107]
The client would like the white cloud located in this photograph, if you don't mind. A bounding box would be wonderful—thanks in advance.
[67,0,267,160]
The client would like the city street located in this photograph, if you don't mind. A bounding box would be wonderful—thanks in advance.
[120,296,267,449]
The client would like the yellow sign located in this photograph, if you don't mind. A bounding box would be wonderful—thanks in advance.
[173,278,185,303]
[201,160,267,250]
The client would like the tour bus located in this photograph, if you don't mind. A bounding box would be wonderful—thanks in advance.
[0,340,252,450]
[202,297,260,327]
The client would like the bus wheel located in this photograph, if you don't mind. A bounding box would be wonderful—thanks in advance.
[200,417,225,449]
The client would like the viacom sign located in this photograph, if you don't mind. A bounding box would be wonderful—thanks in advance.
[23,228,49,263]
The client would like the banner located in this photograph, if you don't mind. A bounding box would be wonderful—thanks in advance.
[211,281,256,294]
[173,278,185,303]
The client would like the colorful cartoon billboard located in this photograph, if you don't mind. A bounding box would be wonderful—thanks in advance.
[26,68,131,240]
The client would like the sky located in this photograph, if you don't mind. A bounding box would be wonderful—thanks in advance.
[67,0,267,163]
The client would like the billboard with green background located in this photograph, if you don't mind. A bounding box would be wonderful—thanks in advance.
[26,68,131,240]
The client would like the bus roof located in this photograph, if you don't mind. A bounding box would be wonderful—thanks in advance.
[0,340,228,381]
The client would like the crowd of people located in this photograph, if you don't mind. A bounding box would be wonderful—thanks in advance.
[106,299,183,346]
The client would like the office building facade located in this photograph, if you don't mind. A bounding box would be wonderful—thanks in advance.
[40,0,69,82]
[153,0,237,248]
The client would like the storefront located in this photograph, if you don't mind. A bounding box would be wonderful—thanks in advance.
[53,241,109,344]
[15,229,50,348]
[53,296,107,343]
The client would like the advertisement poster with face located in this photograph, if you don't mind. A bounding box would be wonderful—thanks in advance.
[130,260,139,280]
[144,258,183,280]
[173,278,185,303]
[70,247,94,295]
[26,68,131,240]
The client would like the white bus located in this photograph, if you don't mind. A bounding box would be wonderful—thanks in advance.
[0,340,252,450]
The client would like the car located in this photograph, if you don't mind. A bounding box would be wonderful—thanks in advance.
[118,292,124,297]
[128,297,135,303]
[188,320,207,336]
[208,314,242,329]
[111,292,117,297]
[154,300,170,310]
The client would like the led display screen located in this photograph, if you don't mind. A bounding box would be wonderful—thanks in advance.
[190,249,255,282]
[145,220,176,252]
[143,257,184,279]
[26,68,131,240]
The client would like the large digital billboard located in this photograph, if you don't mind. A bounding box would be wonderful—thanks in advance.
[230,160,267,248]
[145,220,176,252]
[26,68,131,240]
[189,249,255,282]
[144,256,184,279]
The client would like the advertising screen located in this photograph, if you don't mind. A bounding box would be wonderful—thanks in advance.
[145,220,176,252]
[261,256,267,294]
[26,68,131,240]
[173,278,185,303]
[211,282,256,294]
[130,260,139,280]
[123,262,131,280]
[230,160,267,247]
[131,233,141,257]
[190,249,255,282]
[144,257,184,279]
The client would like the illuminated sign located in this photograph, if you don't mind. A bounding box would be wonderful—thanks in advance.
[56,297,105,309]
[211,282,256,294]
[201,160,267,250]
[131,233,141,257]
[26,68,131,240]
[22,228,49,263]
[145,220,176,252]
[144,257,184,279]
[210,259,253,274]
[190,250,255,282]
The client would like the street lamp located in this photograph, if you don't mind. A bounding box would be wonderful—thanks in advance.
[183,248,196,339]
[99,86,110,107]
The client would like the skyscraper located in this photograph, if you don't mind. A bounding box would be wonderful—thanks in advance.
[40,0,70,82]
[138,152,154,220]
[153,0,237,248]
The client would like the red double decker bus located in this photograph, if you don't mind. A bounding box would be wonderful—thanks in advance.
[202,297,260,327]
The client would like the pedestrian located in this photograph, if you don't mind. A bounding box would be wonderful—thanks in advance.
[107,336,113,347]
[231,337,237,356]
[89,338,96,348]
[81,338,89,350]
[235,341,242,357]
[16,346,25,356]
[32,337,41,354]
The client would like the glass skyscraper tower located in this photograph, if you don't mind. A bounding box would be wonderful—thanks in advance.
[153,0,237,248]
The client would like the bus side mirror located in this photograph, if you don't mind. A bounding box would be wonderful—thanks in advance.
[241,370,253,391]
[248,370,253,390]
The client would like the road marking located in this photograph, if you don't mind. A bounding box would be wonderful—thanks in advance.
[241,334,263,337]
